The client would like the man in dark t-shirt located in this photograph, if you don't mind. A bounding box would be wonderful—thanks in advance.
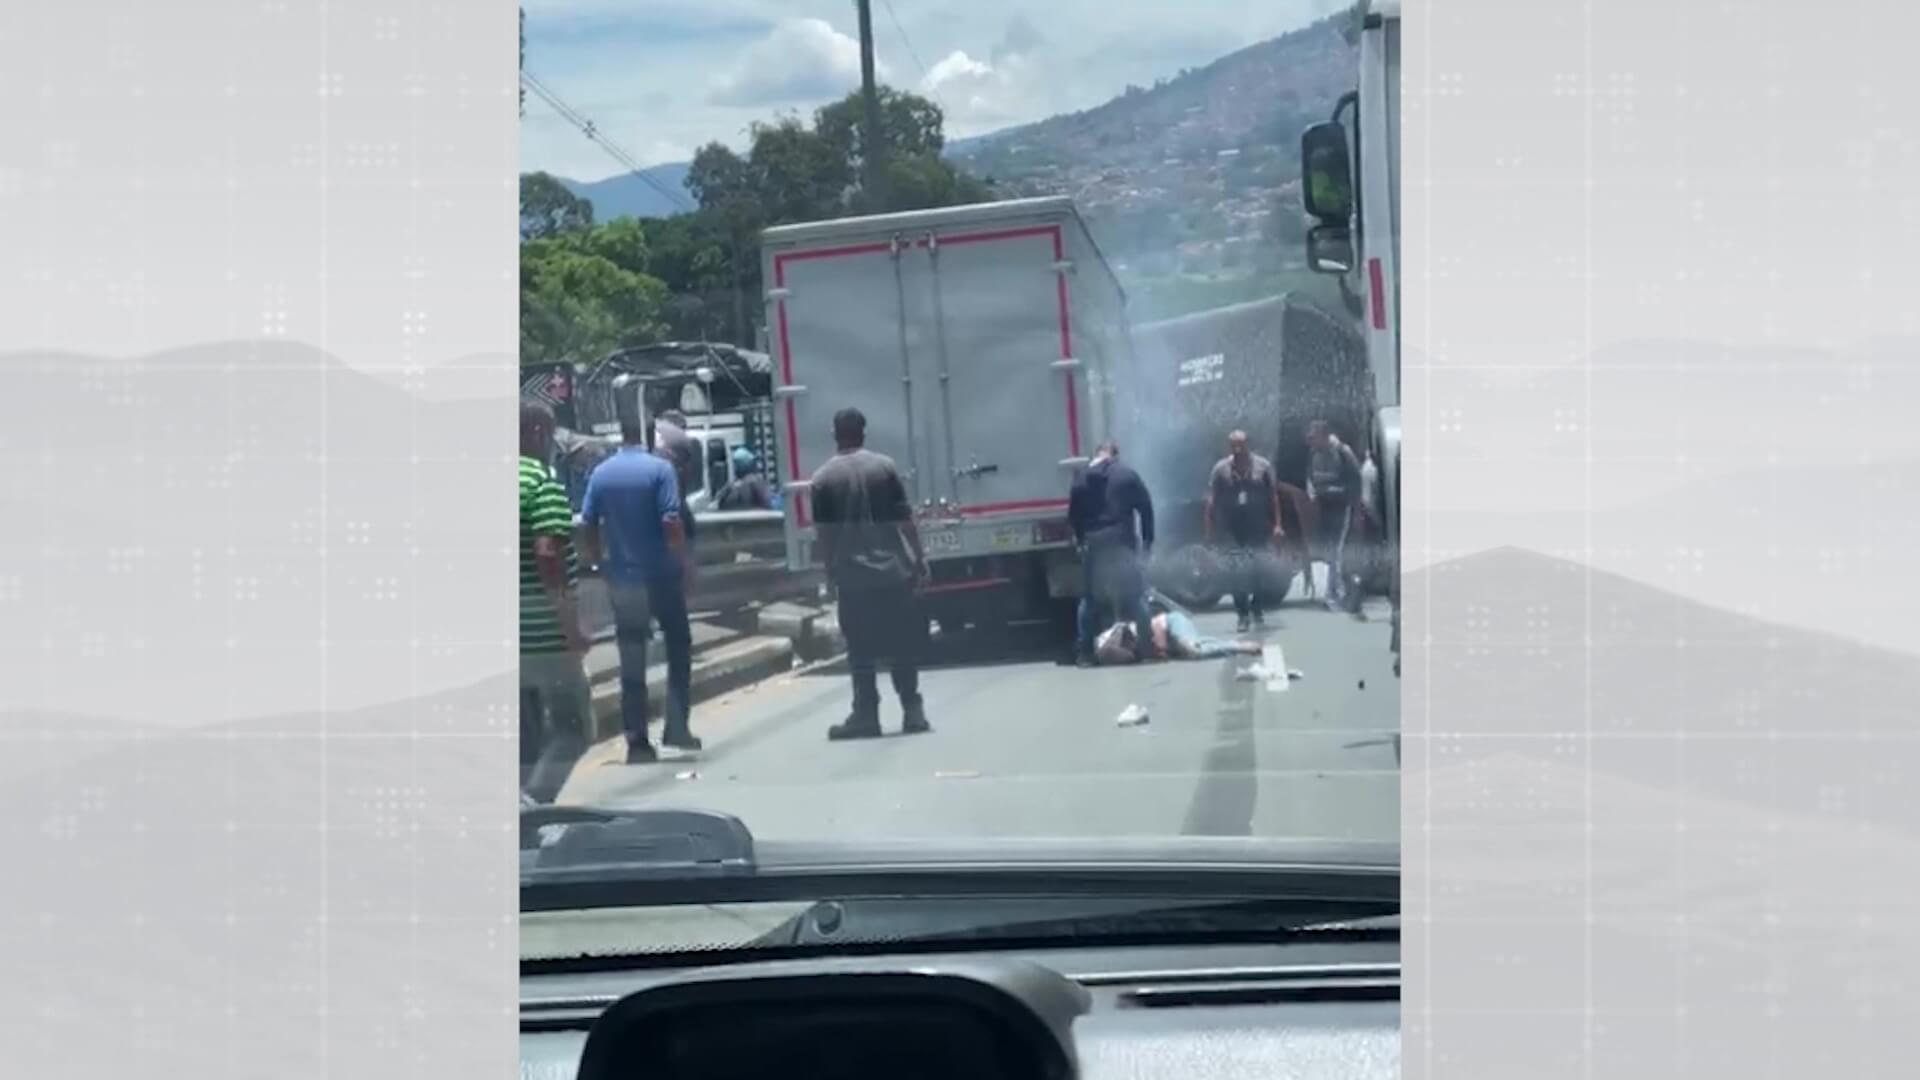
[1205,429,1285,632]
[1068,440,1156,667]
[810,407,931,741]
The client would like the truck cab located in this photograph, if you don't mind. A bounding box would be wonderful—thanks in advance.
[1301,0,1401,671]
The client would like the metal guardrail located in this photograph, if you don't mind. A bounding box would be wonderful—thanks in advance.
[570,509,786,569]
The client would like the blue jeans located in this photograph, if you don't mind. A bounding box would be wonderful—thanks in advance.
[608,576,692,746]
[1077,543,1151,657]
[1162,609,1240,659]
[520,650,591,803]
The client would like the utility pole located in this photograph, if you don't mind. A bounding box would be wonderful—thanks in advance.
[854,0,886,210]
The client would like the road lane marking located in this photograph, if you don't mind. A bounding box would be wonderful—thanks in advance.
[1261,643,1288,693]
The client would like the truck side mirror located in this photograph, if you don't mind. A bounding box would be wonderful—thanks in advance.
[1300,121,1353,223]
[1306,225,1354,275]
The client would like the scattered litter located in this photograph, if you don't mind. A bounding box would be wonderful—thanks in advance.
[1357,679,1366,691]
[1287,669,1305,681]
[1115,704,1150,727]
[935,770,981,780]
[674,770,700,781]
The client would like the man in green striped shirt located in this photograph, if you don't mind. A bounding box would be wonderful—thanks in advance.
[520,401,592,804]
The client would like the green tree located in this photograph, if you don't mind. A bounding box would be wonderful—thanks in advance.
[520,232,670,366]
[815,86,947,165]
[574,216,652,276]
[639,87,991,348]
[686,87,986,224]
[640,211,747,343]
[520,171,593,240]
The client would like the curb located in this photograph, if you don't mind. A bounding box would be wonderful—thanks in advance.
[588,635,796,742]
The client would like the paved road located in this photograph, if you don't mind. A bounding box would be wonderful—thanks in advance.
[557,598,1399,846]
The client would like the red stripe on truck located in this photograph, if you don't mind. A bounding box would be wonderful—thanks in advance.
[957,498,1069,515]
[1367,257,1387,330]
[928,224,1059,247]
[782,240,895,262]
[773,253,809,528]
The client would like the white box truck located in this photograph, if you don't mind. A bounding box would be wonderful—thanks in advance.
[762,196,1130,632]
[1300,0,1401,672]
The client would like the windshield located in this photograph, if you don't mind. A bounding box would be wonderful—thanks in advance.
[518,0,1399,954]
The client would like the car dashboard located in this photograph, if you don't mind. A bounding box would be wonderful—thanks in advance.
[521,937,1399,1080]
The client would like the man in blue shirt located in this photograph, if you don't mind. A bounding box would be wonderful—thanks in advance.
[1067,440,1156,667]
[581,410,698,763]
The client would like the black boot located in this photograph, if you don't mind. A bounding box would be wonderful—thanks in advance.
[661,726,703,752]
[829,701,883,741]
[901,700,931,735]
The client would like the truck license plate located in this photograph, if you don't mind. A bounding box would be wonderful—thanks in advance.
[989,525,1025,551]
[923,527,962,555]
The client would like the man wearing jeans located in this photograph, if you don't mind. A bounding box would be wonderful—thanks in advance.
[1068,441,1156,668]
[519,401,592,803]
[581,409,697,764]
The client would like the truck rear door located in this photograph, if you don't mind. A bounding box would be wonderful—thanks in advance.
[915,221,1083,518]
[770,237,914,537]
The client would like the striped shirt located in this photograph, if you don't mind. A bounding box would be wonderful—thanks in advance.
[520,455,579,655]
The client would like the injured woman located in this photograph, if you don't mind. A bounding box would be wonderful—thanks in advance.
[1093,590,1264,664]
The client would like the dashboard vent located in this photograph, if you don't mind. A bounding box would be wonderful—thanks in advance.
[521,995,617,1033]
[1097,963,1400,1009]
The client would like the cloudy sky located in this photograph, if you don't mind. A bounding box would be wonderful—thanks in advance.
[520,0,1346,181]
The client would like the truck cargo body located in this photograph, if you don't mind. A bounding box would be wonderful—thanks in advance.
[1121,294,1376,609]
[762,197,1130,628]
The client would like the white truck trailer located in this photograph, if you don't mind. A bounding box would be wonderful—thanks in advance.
[762,196,1131,632]
[1301,0,1402,671]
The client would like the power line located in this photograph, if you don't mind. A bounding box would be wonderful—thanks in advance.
[521,69,697,214]
[878,0,931,88]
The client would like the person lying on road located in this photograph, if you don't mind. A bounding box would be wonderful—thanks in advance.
[1092,591,1262,664]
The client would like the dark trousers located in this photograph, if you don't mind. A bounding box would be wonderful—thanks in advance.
[839,582,925,714]
[608,577,692,747]
[1076,541,1151,657]
[520,650,591,804]
[1223,535,1266,620]
[1314,498,1353,600]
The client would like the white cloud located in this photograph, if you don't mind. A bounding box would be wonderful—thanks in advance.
[925,50,992,89]
[708,17,890,108]
[919,48,1036,138]
[521,1,1337,182]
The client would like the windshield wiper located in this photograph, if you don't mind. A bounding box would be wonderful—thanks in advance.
[522,807,1398,920]
[521,806,756,881]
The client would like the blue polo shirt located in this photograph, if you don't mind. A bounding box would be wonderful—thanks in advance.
[581,446,684,585]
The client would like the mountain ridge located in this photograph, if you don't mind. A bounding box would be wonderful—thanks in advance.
[548,11,1353,247]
